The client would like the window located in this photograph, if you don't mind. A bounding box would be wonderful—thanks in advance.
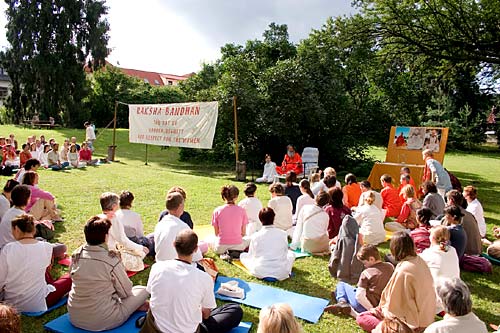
[168,80,173,85]
[143,78,149,83]
[154,79,160,85]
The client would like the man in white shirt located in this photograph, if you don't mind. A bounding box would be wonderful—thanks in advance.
[154,192,202,261]
[141,229,243,333]
[84,121,96,151]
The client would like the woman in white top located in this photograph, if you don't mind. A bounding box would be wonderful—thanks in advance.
[39,144,51,168]
[294,179,315,223]
[256,154,278,183]
[353,191,385,245]
[463,186,486,238]
[420,225,460,313]
[238,183,263,236]
[240,207,295,281]
[267,183,293,234]
[290,191,330,254]
[68,144,85,168]
[0,214,71,312]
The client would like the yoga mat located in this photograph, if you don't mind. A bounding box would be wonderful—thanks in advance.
[194,224,215,241]
[292,247,311,258]
[58,258,149,277]
[22,297,68,317]
[44,311,252,333]
[481,253,500,265]
[215,276,329,323]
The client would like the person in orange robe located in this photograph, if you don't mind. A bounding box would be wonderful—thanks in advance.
[276,145,303,175]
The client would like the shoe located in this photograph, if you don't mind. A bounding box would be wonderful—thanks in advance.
[324,302,351,315]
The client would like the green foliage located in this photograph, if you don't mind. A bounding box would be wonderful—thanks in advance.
[0,0,110,126]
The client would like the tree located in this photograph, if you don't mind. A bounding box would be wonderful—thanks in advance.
[0,0,110,125]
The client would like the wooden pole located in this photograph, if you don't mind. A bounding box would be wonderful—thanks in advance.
[112,100,118,148]
[233,96,239,163]
[145,144,148,165]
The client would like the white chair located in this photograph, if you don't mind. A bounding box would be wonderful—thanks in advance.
[301,147,319,179]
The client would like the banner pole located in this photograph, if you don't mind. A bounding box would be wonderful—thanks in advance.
[233,96,239,163]
[145,144,148,165]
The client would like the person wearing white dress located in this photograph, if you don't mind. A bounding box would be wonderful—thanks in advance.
[353,192,385,245]
[240,207,295,281]
[256,154,278,183]
[267,183,293,234]
[294,179,315,223]
[238,183,263,236]
[290,191,330,254]
[463,186,487,238]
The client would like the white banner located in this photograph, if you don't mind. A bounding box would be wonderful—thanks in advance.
[128,101,219,149]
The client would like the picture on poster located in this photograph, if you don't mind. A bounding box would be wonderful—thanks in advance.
[393,126,410,148]
[423,128,441,153]
[407,127,426,150]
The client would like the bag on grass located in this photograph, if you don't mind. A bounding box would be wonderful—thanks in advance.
[460,254,492,273]
[116,244,145,272]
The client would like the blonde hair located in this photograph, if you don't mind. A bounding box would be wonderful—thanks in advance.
[431,225,450,252]
[364,191,375,205]
[401,184,415,199]
[324,167,336,177]
[257,303,302,333]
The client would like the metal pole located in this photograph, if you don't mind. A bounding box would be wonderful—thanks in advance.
[233,96,239,163]
[145,144,148,165]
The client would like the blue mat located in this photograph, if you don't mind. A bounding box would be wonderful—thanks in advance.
[44,311,252,333]
[215,276,329,323]
[22,297,68,317]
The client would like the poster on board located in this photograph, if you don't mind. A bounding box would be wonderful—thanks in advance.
[393,126,441,153]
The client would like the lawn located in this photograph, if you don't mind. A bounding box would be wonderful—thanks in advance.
[1,125,499,333]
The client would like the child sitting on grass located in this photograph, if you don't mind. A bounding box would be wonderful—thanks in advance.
[325,244,394,317]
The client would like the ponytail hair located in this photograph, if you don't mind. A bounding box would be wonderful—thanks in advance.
[299,179,313,199]
[431,225,450,252]
[364,191,375,205]
[221,185,239,203]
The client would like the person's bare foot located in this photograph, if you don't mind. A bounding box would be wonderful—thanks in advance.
[137,301,150,312]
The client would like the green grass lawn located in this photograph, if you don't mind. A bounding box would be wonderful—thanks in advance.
[1,125,499,332]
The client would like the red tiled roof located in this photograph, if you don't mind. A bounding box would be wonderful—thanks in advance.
[119,67,189,86]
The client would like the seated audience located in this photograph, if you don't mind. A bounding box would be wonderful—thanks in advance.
[2,144,19,169]
[380,174,402,218]
[343,173,362,209]
[115,190,154,255]
[256,154,278,183]
[257,303,302,333]
[374,318,414,333]
[356,232,436,332]
[398,174,416,204]
[155,192,201,261]
[294,179,315,222]
[142,229,243,333]
[39,144,51,168]
[14,158,40,184]
[325,245,393,317]
[0,304,21,333]
[276,144,303,176]
[78,141,97,166]
[47,143,69,170]
[329,215,364,284]
[70,136,80,151]
[0,214,71,312]
[386,184,422,231]
[312,167,341,196]
[421,181,445,219]
[353,191,385,245]
[285,171,301,214]
[22,171,62,221]
[325,187,352,240]
[238,183,263,236]
[463,185,487,239]
[0,179,18,219]
[19,143,32,168]
[29,142,39,161]
[240,207,295,281]
[487,226,500,259]
[410,208,433,253]
[68,216,149,331]
[268,183,293,234]
[157,186,194,229]
[0,185,33,249]
[443,205,467,258]
[210,185,249,254]
[357,181,383,210]
[445,190,482,256]
[424,278,488,333]
[68,144,85,168]
[290,191,330,254]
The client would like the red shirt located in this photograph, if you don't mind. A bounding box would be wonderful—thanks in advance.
[20,151,32,167]
[79,148,92,161]
[277,153,303,175]
[410,226,431,253]
[381,184,402,218]
[324,204,351,239]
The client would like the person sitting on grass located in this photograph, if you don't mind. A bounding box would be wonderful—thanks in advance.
[157,186,194,229]
[356,232,436,333]
[68,143,85,168]
[141,229,243,333]
[312,167,341,196]
[257,303,303,333]
[68,215,149,331]
[39,144,51,168]
[385,184,422,232]
[0,214,71,312]
[47,142,69,171]
[343,173,362,209]
[294,179,315,223]
[462,185,487,239]
[22,171,63,222]
[19,143,32,168]
[115,190,154,256]
[285,171,301,215]
[210,185,249,255]
[240,207,295,281]
[357,181,383,210]
[0,304,20,333]
[324,187,352,241]
[256,154,278,183]
[380,174,402,218]
[410,208,433,253]
[424,278,488,333]
[421,181,445,219]
[290,191,330,254]
[155,192,202,261]
[0,179,19,219]
[14,158,40,184]
[325,244,394,318]
[487,226,500,260]
[267,183,293,234]
[442,205,467,258]
[353,191,385,246]
[78,141,97,166]
[238,182,263,236]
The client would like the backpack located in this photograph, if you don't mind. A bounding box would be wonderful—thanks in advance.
[460,254,493,274]
[445,168,462,192]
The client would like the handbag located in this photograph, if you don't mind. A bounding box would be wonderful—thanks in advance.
[116,244,145,272]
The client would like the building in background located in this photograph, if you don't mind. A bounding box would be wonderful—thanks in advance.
[0,68,11,106]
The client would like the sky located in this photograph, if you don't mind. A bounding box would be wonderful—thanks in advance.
[0,0,354,75]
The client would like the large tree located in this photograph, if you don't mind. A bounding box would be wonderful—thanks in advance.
[0,0,110,125]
